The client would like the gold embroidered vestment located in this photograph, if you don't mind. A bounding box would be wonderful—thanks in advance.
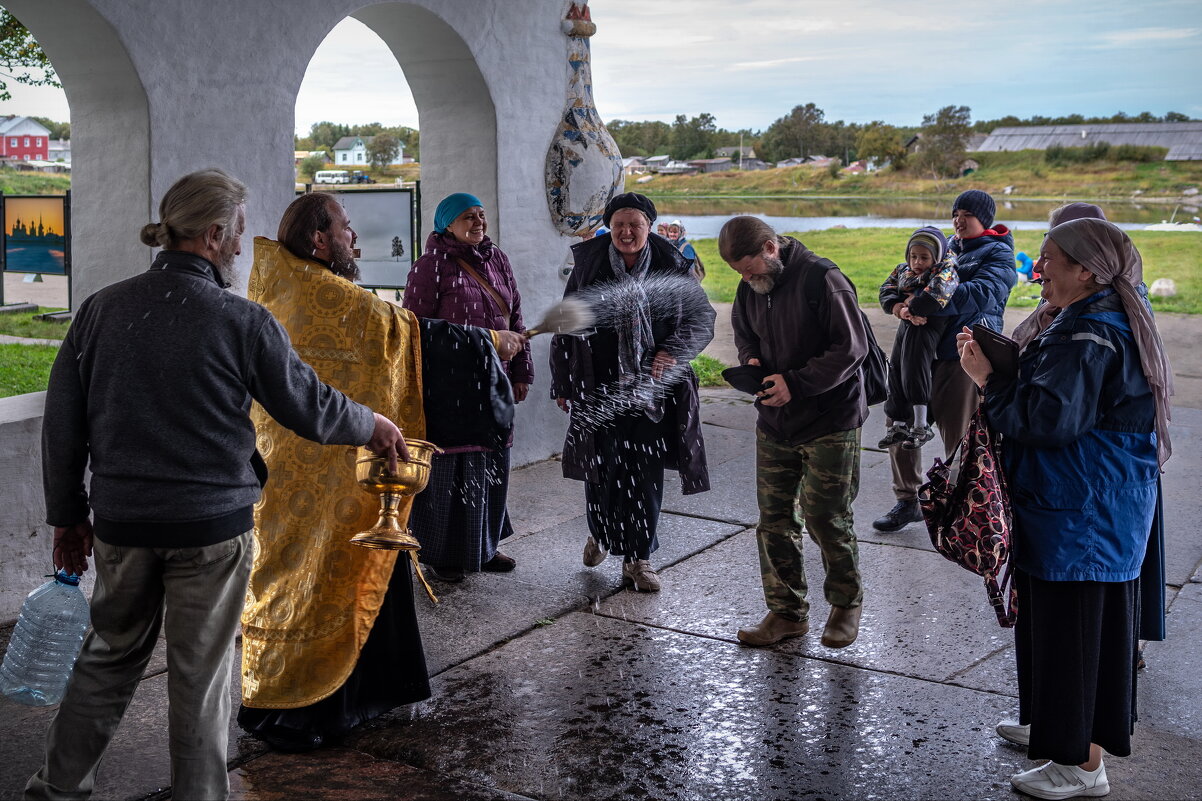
[240,237,425,708]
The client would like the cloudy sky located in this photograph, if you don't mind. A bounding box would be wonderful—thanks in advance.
[4,0,1200,134]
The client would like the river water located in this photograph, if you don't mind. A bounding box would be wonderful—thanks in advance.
[650,197,1200,239]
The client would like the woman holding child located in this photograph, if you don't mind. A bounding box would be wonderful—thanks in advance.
[959,217,1171,800]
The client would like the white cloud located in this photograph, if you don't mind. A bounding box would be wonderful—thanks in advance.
[728,56,818,71]
[1100,26,1200,46]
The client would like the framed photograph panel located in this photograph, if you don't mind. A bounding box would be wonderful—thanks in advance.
[313,187,416,290]
[1,194,71,275]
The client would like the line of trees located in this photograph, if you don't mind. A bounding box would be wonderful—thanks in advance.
[610,104,1197,178]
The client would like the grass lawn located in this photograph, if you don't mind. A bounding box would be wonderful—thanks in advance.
[697,229,1202,312]
[0,343,58,398]
[0,308,70,340]
[690,353,727,387]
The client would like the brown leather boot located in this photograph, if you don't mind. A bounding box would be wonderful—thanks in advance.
[737,612,809,647]
[821,605,862,648]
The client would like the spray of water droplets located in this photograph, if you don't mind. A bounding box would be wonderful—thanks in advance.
[558,273,712,432]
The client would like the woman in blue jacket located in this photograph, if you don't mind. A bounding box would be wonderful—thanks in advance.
[959,218,1173,800]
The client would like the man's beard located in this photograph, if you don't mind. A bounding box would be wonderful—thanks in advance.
[213,239,240,286]
[327,239,361,282]
[747,256,785,295]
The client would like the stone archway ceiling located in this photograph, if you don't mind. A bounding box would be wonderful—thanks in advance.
[545,2,624,237]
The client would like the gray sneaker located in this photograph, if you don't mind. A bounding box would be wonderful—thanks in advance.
[622,559,661,592]
[583,536,608,567]
[996,720,1031,746]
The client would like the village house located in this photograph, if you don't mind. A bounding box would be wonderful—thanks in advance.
[48,138,71,165]
[975,122,1202,159]
[293,150,332,165]
[332,135,406,166]
[642,154,672,171]
[621,156,647,175]
[687,157,734,173]
[0,116,52,162]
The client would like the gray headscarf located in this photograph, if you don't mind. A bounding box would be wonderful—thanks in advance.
[1011,203,1109,350]
[1048,218,1174,466]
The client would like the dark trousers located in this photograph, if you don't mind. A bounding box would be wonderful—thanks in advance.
[889,358,978,501]
[585,412,669,560]
[1014,569,1139,765]
[883,317,950,423]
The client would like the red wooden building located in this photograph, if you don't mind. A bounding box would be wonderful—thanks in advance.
[0,116,52,161]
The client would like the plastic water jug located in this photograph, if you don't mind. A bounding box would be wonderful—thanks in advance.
[1,570,91,706]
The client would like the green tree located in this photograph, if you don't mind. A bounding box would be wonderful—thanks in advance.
[299,154,327,179]
[30,116,69,140]
[915,105,972,178]
[308,121,350,150]
[759,103,825,162]
[388,125,419,162]
[366,133,400,168]
[669,113,717,161]
[855,121,906,168]
[0,9,58,102]
[0,9,58,101]
[608,119,672,157]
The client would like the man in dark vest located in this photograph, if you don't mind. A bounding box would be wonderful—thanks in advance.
[720,215,870,649]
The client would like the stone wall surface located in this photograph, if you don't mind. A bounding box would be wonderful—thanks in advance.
[0,0,595,619]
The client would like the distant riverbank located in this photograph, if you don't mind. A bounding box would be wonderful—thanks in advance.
[633,150,1202,202]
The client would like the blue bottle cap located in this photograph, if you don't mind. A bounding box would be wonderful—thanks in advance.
[54,570,81,587]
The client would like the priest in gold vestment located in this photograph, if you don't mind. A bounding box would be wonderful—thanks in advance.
[238,194,519,751]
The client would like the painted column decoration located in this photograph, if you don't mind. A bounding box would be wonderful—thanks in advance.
[545,2,624,236]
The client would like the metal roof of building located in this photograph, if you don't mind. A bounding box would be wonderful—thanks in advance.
[977,122,1202,152]
[1166,144,1202,161]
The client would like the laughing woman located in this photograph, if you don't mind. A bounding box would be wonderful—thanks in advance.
[958,218,1172,800]
[402,192,533,582]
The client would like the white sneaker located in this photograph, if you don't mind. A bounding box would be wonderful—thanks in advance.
[1010,760,1109,800]
[583,536,608,567]
[997,719,1031,746]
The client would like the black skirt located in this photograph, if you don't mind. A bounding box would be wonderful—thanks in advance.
[1014,569,1139,765]
[238,555,431,742]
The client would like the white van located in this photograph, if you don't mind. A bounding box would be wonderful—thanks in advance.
[314,170,350,184]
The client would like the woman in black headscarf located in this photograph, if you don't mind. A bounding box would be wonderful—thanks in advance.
[549,193,714,592]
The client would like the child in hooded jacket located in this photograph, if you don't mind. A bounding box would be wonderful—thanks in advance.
[878,226,960,449]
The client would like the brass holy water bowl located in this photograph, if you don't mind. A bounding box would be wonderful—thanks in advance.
[350,439,439,550]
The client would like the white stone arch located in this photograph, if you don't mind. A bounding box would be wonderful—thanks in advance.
[349,2,500,240]
[1,0,150,307]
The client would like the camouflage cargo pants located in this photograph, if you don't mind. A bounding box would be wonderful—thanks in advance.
[755,427,863,621]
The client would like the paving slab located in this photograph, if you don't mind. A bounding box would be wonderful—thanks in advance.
[1139,582,1202,742]
[343,612,1058,801]
[595,529,1017,688]
[229,747,534,801]
[416,512,743,677]
[0,644,266,801]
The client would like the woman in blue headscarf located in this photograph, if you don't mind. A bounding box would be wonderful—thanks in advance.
[402,192,533,583]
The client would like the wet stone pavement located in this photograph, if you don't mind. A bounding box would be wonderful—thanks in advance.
[2,391,1201,800]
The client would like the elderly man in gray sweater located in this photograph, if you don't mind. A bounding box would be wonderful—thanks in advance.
[26,169,404,801]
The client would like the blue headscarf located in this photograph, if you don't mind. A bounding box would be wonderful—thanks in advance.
[434,192,483,233]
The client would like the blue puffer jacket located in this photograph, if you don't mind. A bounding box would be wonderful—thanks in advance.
[932,227,1016,360]
[983,289,1158,582]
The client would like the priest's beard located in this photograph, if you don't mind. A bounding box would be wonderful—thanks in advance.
[328,238,361,282]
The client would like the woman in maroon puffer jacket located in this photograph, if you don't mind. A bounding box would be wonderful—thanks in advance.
[402,193,533,582]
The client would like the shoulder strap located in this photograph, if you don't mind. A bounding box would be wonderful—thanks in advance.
[455,257,511,321]
[802,258,837,315]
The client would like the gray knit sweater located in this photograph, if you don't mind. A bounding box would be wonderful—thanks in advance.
[42,251,374,547]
